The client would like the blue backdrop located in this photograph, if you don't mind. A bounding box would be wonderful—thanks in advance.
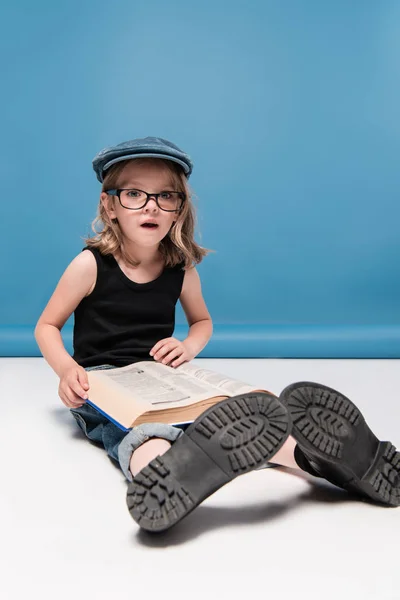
[2,0,400,357]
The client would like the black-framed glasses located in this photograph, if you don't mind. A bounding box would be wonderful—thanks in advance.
[106,188,186,212]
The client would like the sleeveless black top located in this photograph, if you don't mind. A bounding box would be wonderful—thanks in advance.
[72,247,185,368]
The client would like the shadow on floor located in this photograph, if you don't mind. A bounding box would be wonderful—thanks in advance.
[134,481,358,547]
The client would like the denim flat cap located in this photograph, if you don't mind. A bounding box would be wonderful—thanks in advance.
[92,136,193,183]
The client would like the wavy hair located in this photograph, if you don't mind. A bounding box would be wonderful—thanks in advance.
[83,158,213,269]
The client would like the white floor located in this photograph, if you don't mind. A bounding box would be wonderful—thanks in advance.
[1,357,399,600]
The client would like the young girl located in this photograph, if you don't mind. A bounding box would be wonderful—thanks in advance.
[35,136,399,533]
[34,136,294,531]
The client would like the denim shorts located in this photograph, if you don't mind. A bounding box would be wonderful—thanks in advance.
[70,364,185,481]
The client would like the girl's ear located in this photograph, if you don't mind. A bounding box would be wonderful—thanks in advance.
[101,192,116,220]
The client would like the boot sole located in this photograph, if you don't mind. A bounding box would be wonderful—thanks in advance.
[127,392,291,531]
[279,382,400,507]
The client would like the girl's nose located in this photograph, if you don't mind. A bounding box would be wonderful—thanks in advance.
[144,197,159,210]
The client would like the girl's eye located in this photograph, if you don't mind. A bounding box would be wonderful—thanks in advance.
[127,190,140,198]
[160,192,172,200]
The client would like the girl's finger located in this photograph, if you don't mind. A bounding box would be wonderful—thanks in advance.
[152,346,165,359]
[66,388,86,407]
[60,393,80,409]
[171,356,185,368]
[150,341,166,356]
[71,380,88,399]
[162,348,182,364]
[151,338,176,356]
[78,370,89,391]
[154,344,176,360]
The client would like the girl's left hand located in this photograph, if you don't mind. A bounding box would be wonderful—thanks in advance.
[150,337,196,368]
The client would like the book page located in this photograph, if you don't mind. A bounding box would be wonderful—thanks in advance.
[175,362,262,396]
[94,361,228,408]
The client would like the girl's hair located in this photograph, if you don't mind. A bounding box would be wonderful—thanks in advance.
[83,158,213,269]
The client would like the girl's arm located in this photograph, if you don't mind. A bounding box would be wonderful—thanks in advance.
[150,266,212,367]
[179,266,213,356]
[34,250,97,377]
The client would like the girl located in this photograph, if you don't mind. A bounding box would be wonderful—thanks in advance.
[35,137,399,532]
[34,136,294,532]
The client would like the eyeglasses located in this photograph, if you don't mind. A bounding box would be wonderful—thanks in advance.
[106,188,186,212]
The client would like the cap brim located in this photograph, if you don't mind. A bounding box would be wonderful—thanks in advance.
[102,153,191,180]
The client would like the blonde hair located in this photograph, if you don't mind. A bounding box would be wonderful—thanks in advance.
[83,158,213,269]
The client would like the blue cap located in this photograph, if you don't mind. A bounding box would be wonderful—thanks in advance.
[92,136,193,183]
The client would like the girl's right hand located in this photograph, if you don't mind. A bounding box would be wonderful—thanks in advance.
[58,365,90,408]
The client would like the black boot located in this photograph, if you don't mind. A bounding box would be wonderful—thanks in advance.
[127,392,292,531]
[279,381,400,507]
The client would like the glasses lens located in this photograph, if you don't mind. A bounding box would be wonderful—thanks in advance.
[120,189,147,209]
[157,192,182,211]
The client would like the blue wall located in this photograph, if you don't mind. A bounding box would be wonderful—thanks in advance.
[2,0,400,357]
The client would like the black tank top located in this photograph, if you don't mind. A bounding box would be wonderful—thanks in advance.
[72,247,185,368]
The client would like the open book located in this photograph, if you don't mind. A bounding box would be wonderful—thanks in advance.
[86,361,271,431]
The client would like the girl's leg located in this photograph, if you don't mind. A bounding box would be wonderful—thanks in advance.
[269,435,300,469]
[118,423,184,482]
[130,438,171,476]
[127,392,293,532]
[129,436,301,475]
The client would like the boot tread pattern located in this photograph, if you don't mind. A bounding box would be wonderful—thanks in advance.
[193,394,290,473]
[288,387,361,458]
[127,457,195,530]
[366,443,400,507]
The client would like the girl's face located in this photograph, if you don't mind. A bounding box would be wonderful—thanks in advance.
[101,160,179,249]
